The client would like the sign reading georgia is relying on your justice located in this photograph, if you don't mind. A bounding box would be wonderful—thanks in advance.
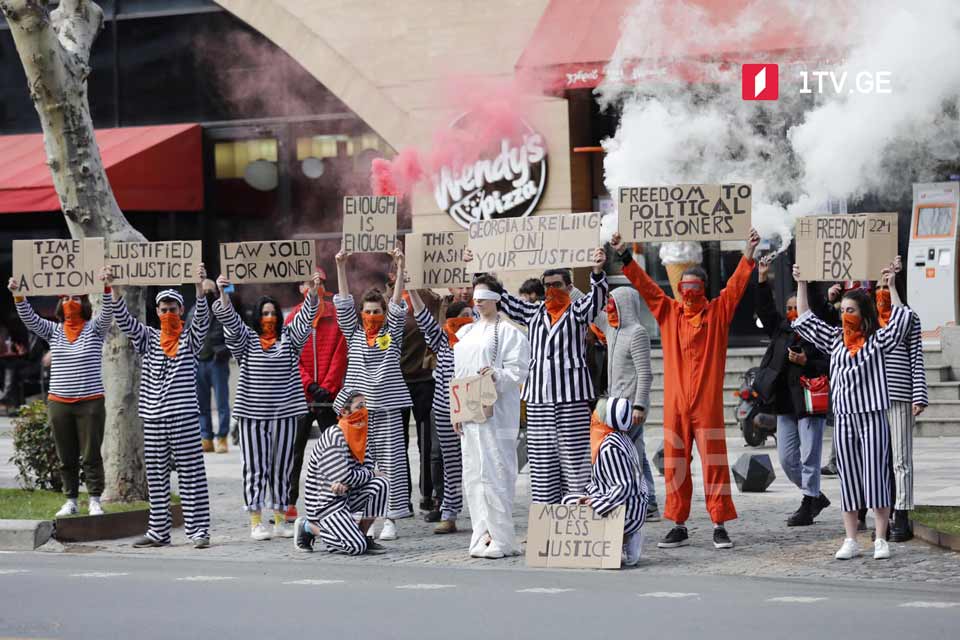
[468,212,600,272]
[434,113,548,230]
[617,184,752,242]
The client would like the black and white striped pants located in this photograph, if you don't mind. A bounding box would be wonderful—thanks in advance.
[237,416,298,512]
[562,494,647,536]
[887,401,915,510]
[143,416,210,543]
[433,411,462,520]
[834,411,892,512]
[370,409,412,519]
[315,476,388,555]
[526,401,592,504]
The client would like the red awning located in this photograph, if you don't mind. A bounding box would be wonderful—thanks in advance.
[516,0,851,93]
[0,123,203,214]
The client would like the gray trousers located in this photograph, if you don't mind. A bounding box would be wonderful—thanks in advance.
[887,401,914,510]
[627,423,658,507]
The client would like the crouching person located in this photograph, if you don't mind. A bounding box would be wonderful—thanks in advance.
[295,389,388,555]
[563,397,648,567]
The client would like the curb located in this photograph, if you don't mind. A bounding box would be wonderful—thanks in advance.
[0,519,54,550]
[54,504,184,543]
[910,519,960,553]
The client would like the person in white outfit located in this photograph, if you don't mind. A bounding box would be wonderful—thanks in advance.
[452,275,530,559]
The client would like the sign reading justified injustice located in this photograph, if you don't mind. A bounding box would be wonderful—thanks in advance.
[617,184,752,242]
[468,212,600,272]
[795,213,898,281]
[342,196,397,253]
[107,241,201,285]
[12,238,105,296]
[526,503,625,569]
[219,240,316,283]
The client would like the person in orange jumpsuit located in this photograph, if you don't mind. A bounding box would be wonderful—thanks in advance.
[610,229,759,550]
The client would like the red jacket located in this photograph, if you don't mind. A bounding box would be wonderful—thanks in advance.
[285,295,347,401]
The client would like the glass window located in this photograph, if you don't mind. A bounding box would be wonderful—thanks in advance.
[916,206,954,237]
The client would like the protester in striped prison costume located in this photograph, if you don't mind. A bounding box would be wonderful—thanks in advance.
[295,389,388,555]
[792,263,914,560]
[563,397,648,567]
[494,249,608,504]
[8,268,113,518]
[875,271,927,542]
[333,248,412,541]
[213,271,320,541]
[407,290,473,533]
[111,266,212,548]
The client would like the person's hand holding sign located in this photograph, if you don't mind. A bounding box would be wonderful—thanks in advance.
[592,247,606,274]
[195,262,206,297]
[757,254,773,283]
[216,274,232,306]
[743,228,761,260]
[99,265,113,287]
[610,232,626,256]
[7,277,18,293]
[308,270,322,299]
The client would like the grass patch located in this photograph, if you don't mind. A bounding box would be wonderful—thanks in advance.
[0,489,179,520]
[912,505,960,537]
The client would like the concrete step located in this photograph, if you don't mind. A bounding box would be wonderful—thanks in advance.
[922,349,947,369]
[914,401,960,421]
[926,366,953,383]
[646,401,739,423]
[927,382,960,401]
[915,417,960,437]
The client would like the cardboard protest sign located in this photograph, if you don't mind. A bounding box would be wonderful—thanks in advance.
[342,196,397,253]
[617,184,752,242]
[468,212,600,273]
[107,241,201,285]
[795,213,898,281]
[219,240,316,284]
[12,238,105,297]
[449,371,497,424]
[526,503,625,569]
[404,232,471,289]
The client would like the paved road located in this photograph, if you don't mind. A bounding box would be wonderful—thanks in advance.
[1,551,959,639]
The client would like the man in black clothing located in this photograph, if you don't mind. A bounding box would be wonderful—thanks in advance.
[195,279,232,453]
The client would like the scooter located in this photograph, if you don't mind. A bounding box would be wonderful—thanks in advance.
[733,367,777,447]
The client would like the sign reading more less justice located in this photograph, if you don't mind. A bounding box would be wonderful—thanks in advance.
[468,212,600,272]
[618,184,752,242]
[219,240,316,283]
[795,213,898,281]
[526,504,626,569]
[107,241,201,285]
[342,196,397,253]
[404,232,471,289]
[12,238,105,296]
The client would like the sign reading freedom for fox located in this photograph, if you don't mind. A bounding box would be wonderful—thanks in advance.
[12,238,105,296]
[468,212,600,272]
[404,232,471,289]
[795,213,898,281]
[526,503,625,569]
[617,184,752,242]
[219,240,316,284]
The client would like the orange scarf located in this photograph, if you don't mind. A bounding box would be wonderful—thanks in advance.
[159,313,183,358]
[444,317,473,346]
[786,309,799,322]
[589,322,607,345]
[679,282,706,327]
[312,286,330,326]
[876,289,892,327]
[545,288,571,326]
[590,411,615,464]
[338,407,369,462]
[842,313,866,356]
[62,299,85,343]
[362,314,385,346]
[606,298,619,328]
[259,317,278,351]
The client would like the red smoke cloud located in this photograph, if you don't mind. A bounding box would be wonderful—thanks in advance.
[370,148,425,196]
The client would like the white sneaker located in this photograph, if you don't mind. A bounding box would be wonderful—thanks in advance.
[378,519,397,541]
[55,500,78,517]
[250,522,272,541]
[835,538,862,560]
[623,530,644,566]
[273,519,294,539]
[88,498,104,516]
[482,542,506,559]
[873,538,891,560]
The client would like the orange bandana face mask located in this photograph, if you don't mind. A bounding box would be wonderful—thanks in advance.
[875,289,892,327]
[444,317,473,346]
[159,313,183,358]
[786,309,799,323]
[679,281,706,325]
[310,285,329,326]
[606,298,619,328]
[842,312,865,356]
[61,299,85,343]
[362,313,385,346]
[259,316,278,351]
[545,287,571,326]
[338,406,369,462]
[590,411,615,464]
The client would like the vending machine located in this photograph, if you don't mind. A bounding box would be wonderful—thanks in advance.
[907,181,960,339]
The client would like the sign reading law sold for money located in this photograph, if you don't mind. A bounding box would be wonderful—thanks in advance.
[795,213,898,281]
[526,503,625,569]
[468,212,600,273]
[617,184,752,242]
[342,196,397,253]
[12,238,105,296]
[219,240,316,283]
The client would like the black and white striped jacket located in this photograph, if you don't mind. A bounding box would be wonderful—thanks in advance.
[304,425,377,520]
[587,431,647,518]
[335,295,411,412]
[113,295,208,420]
[15,293,113,399]
[413,307,454,424]
[884,313,927,406]
[213,295,316,420]
[500,272,607,404]
[793,305,914,416]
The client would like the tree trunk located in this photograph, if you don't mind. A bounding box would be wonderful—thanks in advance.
[1,0,146,501]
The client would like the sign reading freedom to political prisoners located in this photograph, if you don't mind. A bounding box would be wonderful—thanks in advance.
[219,240,316,284]
[12,238,105,296]
[107,241,201,285]
[526,503,625,569]
[618,184,752,242]
[342,196,397,253]
[468,212,600,272]
[404,232,471,289]
[795,213,898,281]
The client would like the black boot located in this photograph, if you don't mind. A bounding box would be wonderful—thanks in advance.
[889,509,913,542]
[811,493,831,518]
[787,495,815,526]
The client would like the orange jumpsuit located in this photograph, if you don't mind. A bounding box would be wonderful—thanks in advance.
[623,255,755,524]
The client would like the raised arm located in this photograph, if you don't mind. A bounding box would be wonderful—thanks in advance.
[715,229,759,323]
[92,266,115,338]
[386,298,407,349]
[212,274,252,358]
[335,249,350,297]
[390,249,405,306]
[188,262,209,354]
[498,288,540,325]
[112,294,151,355]
[413,300,446,355]
[572,248,609,325]
[287,272,321,351]
[611,233,674,324]
[9,278,56,341]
